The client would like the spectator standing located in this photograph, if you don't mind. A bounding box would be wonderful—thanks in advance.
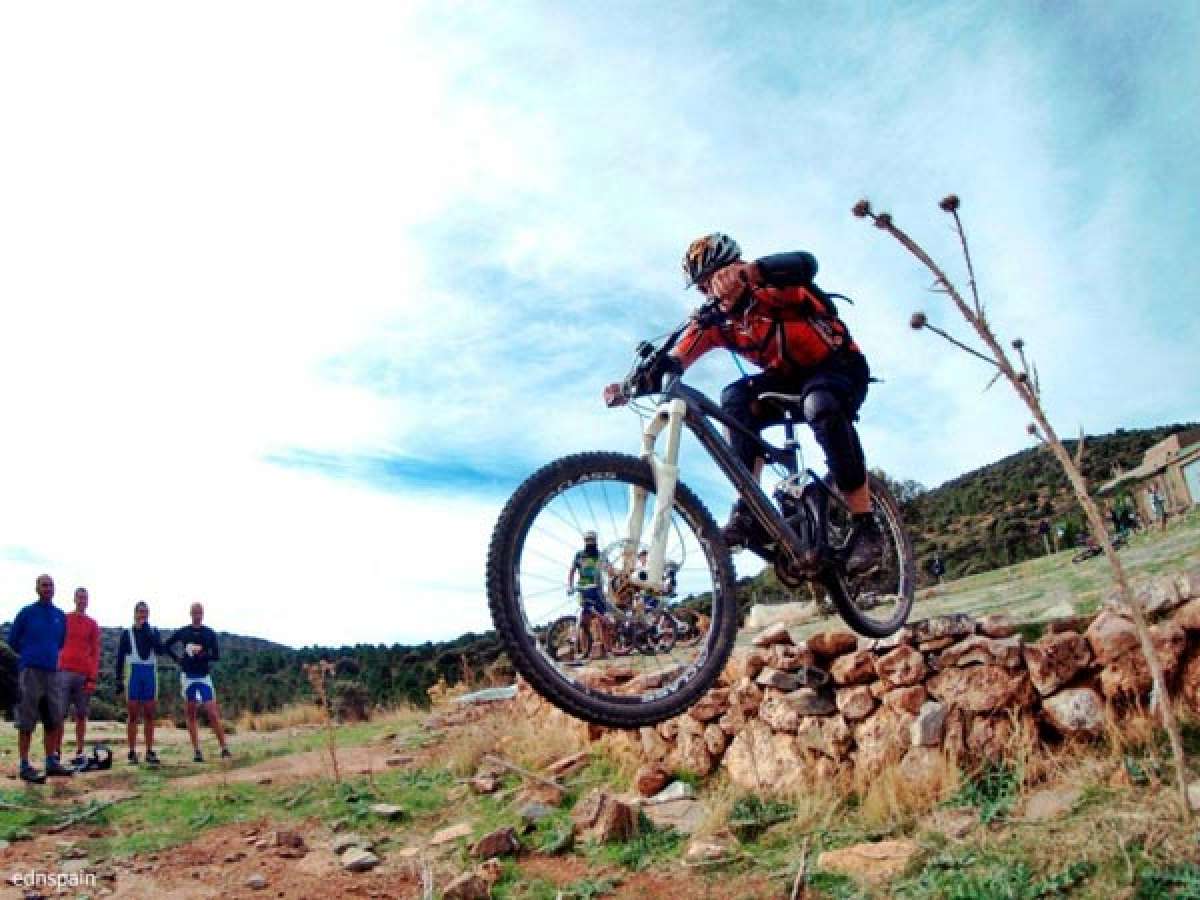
[57,587,101,767]
[115,601,169,766]
[165,602,231,762]
[8,574,73,783]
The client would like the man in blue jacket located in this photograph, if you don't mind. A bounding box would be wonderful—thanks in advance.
[8,574,74,783]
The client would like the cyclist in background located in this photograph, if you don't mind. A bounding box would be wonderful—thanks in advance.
[566,531,611,657]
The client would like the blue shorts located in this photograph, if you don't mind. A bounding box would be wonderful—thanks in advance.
[641,594,660,611]
[181,674,215,704]
[579,586,607,616]
[127,663,157,702]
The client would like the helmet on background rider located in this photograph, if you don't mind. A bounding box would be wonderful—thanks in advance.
[681,233,742,288]
[583,530,598,547]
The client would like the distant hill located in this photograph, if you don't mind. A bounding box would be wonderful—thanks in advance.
[902,422,1197,582]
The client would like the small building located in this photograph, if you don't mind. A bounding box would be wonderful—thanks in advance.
[1099,428,1200,523]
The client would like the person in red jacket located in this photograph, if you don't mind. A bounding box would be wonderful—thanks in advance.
[57,587,102,767]
[624,234,884,573]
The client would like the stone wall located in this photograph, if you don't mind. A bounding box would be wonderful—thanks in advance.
[516,566,1200,794]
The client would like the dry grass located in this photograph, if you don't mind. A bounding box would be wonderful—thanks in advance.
[235,702,328,733]
[855,753,962,829]
[444,706,590,778]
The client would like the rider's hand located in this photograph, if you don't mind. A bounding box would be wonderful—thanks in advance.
[710,262,761,311]
[603,382,628,407]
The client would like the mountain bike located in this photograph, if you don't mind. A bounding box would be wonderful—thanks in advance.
[487,302,915,727]
[545,595,679,663]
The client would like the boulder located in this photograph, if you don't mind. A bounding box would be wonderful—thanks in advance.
[769,643,817,672]
[442,872,490,900]
[1177,566,1200,601]
[331,834,371,855]
[808,628,859,658]
[938,635,1023,669]
[642,797,706,834]
[704,723,728,757]
[1181,648,1200,715]
[724,721,810,793]
[639,726,670,763]
[927,665,1033,713]
[469,774,500,795]
[1023,632,1092,696]
[340,847,380,872]
[673,729,715,777]
[546,751,590,778]
[1022,785,1082,821]
[685,837,734,864]
[430,823,474,846]
[913,614,975,646]
[634,765,670,798]
[874,645,926,689]
[1104,578,1183,618]
[795,714,853,760]
[369,804,404,821]
[1086,611,1139,666]
[836,685,877,722]
[830,650,877,686]
[1172,599,1200,632]
[571,791,639,843]
[978,613,1016,638]
[966,713,1035,760]
[752,623,794,647]
[1041,687,1105,737]
[817,839,919,885]
[646,780,696,803]
[883,685,927,716]
[854,706,917,775]
[1098,622,1186,700]
[910,701,948,747]
[688,688,730,723]
[756,668,801,692]
[470,827,519,859]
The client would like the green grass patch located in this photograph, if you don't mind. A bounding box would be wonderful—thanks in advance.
[1135,861,1200,899]
[896,852,1095,899]
[587,814,683,871]
[946,761,1020,824]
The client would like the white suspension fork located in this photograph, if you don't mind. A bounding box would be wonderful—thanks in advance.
[625,398,686,590]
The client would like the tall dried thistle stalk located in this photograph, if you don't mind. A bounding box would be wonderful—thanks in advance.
[853,194,1190,819]
[304,660,340,783]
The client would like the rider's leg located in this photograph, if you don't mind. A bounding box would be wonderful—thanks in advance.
[718,375,788,548]
[801,387,882,573]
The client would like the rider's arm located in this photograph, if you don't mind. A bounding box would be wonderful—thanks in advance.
[671,320,722,370]
[566,554,578,592]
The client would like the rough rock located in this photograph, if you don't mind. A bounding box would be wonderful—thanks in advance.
[830,649,877,686]
[673,729,715,777]
[1041,687,1105,737]
[469,774,500,794]
[571,790,639,843]
[688,688,730,722]
[704,723,728,757]
[518,801,556,826]
[911,701,948,747]
[642,797,706,834]
[758,693,802,732]
[518,781,566,808]
[246,874,268,890]
[817,839,919,885]
[927,665,1033,713]
[1098,621,1186,700]
[913,614,975,646]
[640,726,671,763]
[928,807,977,840]
[979,613,1017,638]
[807,629,858,658]
[1023,632,1092,696]
[724,721,810,792]
[756,668,801,692]
[752,623,794,647]
[854,706,916,775]
[626,667,684,692]
[1173,599,1200,632]
[634,765,671,798]
[722,648,768,684]
[938,635,1023,669]
[1104,578,1183,618]
[1181,648,1200,715]
[340,847,380,872]
[369,803,404,820]
[899,746,949,792]
[1022,785,1082,821]
[786,687,836,716]
[442,872,490,900]
[546,750,590,777]
[966,714,1035,760]
[770,642,817,672]
[430,823,474,846]
[686,837,733,864]
[470,827,519,859]
[1086,611,1140,666]
[874,645,926,689]
[332,834,372,856]
[647,780,696,803]
[836,685,877,721]
[883,685,927,715]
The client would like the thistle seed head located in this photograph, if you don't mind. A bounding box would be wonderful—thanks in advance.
[910,311,928,330]
[939,194,960,212]
[874,212,893,228]
[852,199,872,218]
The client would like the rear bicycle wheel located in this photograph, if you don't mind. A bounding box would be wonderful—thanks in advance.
[487,451,737,727]
[823,473,915,637]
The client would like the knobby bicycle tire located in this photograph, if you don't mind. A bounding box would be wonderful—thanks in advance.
[486,451,737,727]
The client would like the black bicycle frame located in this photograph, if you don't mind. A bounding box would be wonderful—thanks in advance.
[660,378,828,568]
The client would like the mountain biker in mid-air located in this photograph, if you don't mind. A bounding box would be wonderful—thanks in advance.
[566,531,612,656]
[605,233,884,574]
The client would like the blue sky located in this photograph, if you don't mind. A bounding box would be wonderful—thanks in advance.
[1,1,1196,646]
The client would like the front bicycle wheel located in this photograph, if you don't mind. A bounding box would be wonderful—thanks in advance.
[487,452,737,727]
[823,472,915,637]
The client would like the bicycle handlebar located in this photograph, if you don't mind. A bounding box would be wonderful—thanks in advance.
[606,301,727,407]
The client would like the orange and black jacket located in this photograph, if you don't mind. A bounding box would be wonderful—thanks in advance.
[672,252,860,374]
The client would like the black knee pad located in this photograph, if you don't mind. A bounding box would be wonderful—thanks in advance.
[803,390,866,492]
